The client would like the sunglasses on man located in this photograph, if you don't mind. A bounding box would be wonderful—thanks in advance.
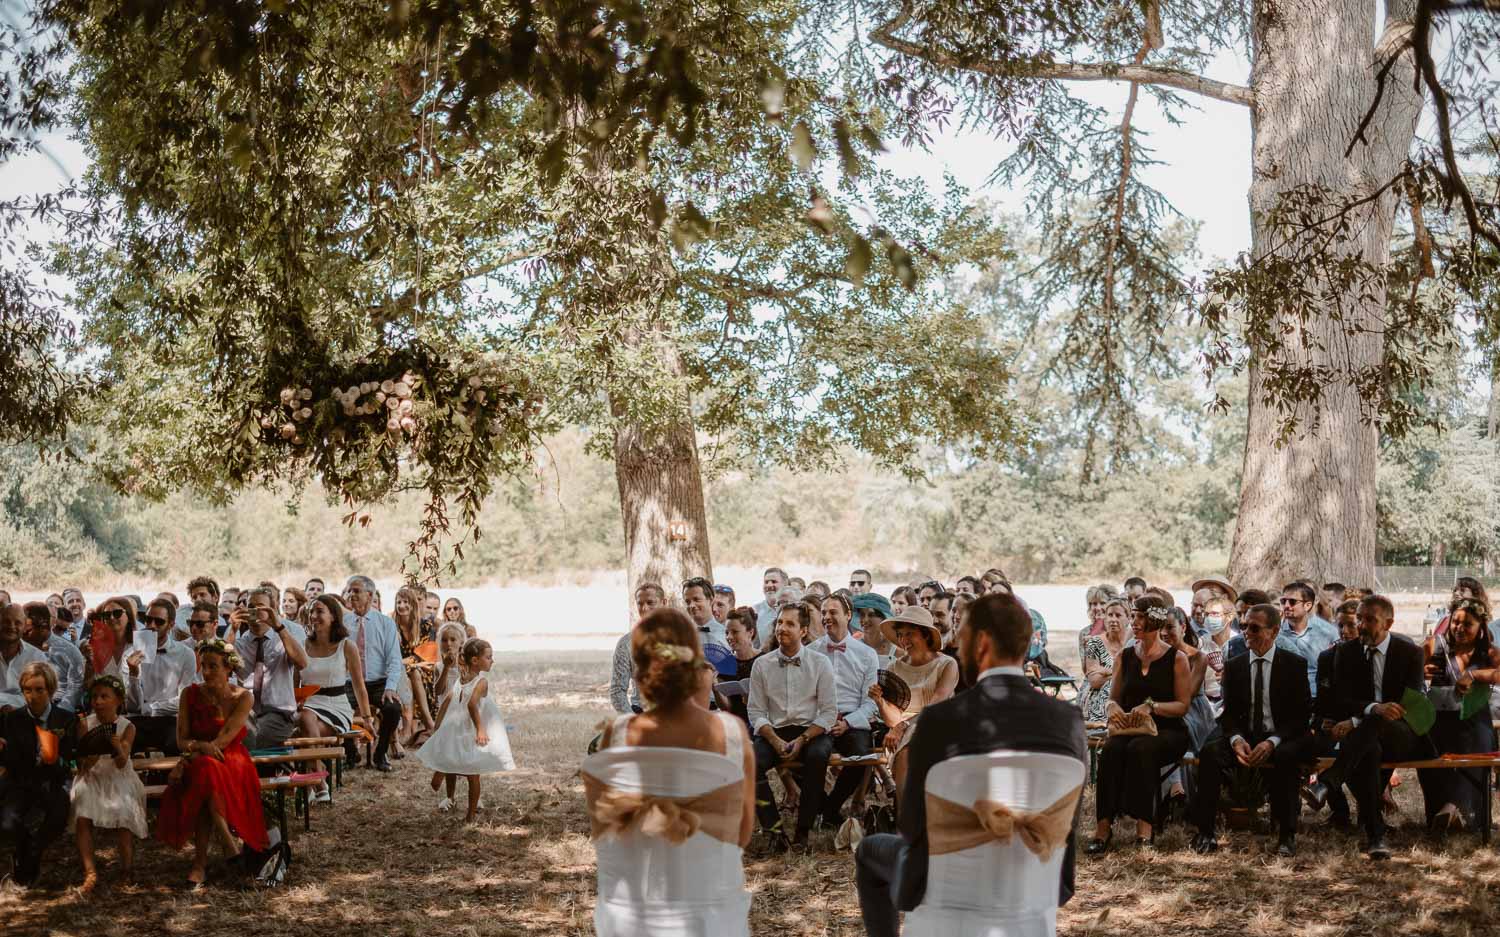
[144,615,171,628]
[850,580,868,588]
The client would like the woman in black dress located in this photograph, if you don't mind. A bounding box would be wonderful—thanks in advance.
[1088,594,1192,851]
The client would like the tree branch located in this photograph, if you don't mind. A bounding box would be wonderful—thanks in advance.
[869,7,1254,108]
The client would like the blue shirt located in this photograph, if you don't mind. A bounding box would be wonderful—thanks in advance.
[753,601,778,637]
[342,609,404,689]
[1276,614,1339,695]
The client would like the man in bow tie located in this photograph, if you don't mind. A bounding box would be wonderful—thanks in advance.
[810,592,879,830]
[855,592,1086,937]
[682,577,730,652]
[747,602,837,851]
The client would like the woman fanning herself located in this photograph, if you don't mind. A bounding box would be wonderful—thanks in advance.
[393,587,437,750]
[1422,597,1500,831]
[1079,597,1130,725]
[1088,595,1193,852]
[870,606,959,793]
[156,639,267,887]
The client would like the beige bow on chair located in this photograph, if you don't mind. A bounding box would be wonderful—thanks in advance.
[583,773,742,846]
[926,784,1082,861]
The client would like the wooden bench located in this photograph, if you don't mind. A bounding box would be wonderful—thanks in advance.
[144,770,330,840]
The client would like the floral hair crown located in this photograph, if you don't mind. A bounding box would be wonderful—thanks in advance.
[195,637,243,670]
[652,642,695,663]
[88,674,127,701]
[1146,606,1171,622]
[1453,598,1487,619]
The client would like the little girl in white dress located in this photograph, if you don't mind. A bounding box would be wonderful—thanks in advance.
[72,675,148,892]
[417,638,515,821]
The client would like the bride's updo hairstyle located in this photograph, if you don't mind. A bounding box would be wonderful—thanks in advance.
[632,608,705,709]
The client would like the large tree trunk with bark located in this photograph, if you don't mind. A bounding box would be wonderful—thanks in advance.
[1228,0,1423,589]
[610,338,714,613]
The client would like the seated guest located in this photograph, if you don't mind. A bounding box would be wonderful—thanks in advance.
[71,674,148,892]
[1421,596,1500,831]
[1,603,50,711]
[80,596,136,682]
[393,586,437,747]
[714,607,762,725]
[712,584,736,625]
[855,593,1087,937]
[852,593,899,666]
[0,661,75,887]
[126,598,198,754]
[61,588,88,642]
[1225,588,1271,660]
[872,607,959,792]
[747,602,837,850]
[1277,581,1339,694]
[1190,602,1312,856]
[297,594,374,740]
[174,576,221,639]
[609,582,663,715]
[281,587,308,625]
[1318,594,1434,859]
[1307,600,1361,829]
[683,577,731,649]
[584,608,754,937]
[1079,597,1129,725]
[441,596,477,639]
[156,638,269,887]
[342,575,406,771]
[890,586,917,616]
[234,586,309,752]
[304,577,324,600]
[181,601,222,652]
[21,603,84,714]
[810,592,879,828]
[1089,595,1193,851]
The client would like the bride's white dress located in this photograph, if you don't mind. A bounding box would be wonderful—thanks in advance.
[584,712,751,937]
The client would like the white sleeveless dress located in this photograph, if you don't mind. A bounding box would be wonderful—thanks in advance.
[300,640,355,733]
[70,714,149,838]
[586,712,752,937]
[417,674,516,774]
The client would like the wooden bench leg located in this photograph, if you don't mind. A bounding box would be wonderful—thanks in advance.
[1484,766,1493,847]
[276,789,289,843]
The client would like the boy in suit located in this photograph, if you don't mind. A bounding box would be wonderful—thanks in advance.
[0,660,77,887]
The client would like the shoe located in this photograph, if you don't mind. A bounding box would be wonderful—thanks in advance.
[767,832,790,855]
[1301,782,1328,811]
[1318,766,1344,792]
[438,797,455,813]
[1085,836,1110,855]
[790,828,812,851]
[1190,833,1218,854]
[1366,837,1391,860]
[311,787,331,805]
[373,757,394,773]
[1276,835,1297,857]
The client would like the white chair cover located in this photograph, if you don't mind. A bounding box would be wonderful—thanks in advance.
[904,751,1086,937]
[585,715,750,937]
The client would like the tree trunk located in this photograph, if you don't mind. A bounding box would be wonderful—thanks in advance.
[1228,0,1423,589]
[610,338,714,614]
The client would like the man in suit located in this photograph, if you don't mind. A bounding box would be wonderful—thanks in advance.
[855,592,1087,937]
[1190,602,1312,856]
[1318,593,1433,859]
[0,660,76,887]
[1304,600,1362,829]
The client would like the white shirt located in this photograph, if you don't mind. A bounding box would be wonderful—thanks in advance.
[235,628,301,716]
[0,642,48,710]
[809,633,879,730]
[1231,649,1281,749]
[1367,633,1393,708]
[42,639,86,711]
[747,644,837,734]
[127,638,198,717]
[691,616,729,652]
[975,665,1025,682]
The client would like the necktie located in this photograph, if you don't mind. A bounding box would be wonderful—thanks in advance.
[1369,646,1384,702]
[253,636,268,704]
[779,656,801,668]
[1252,658,1266,735]
[827,642,846,653]
[357,616,367,660]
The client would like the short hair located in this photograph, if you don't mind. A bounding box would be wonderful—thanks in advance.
[346,575,376,593]
[634,581,666,603]
[62,587,83,602]
[189,600,220,620]
[1247,603,1282,631]
[776,601,813,633]
[1322,581,1347,595]
[156,591,180,608]
[1336,599,1360,616]
[681,577,713,601]
[19,660,58,696]
[805,581,830,599]
[247,586,277,609]
[726,606,759,644]
[964,593,1032,660]
[305,577,325,589]
[763,567,787,581]
[187,576,220,599]
[1238,588,1270,607]
[852,568,872,580]
[146,599,176,622]
[1359,594,1395,623]
[1086,584,1118,605]
[1123,576,1147,590]
[1282,581,1316,604]
[956,575,980,591]
[1134,595,1170,631]
[789,577,807,591]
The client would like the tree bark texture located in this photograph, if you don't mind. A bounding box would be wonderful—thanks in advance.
[1228,0,1423,589]
[610,338,714,615]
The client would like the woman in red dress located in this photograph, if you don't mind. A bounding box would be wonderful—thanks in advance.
[156,638,268,886]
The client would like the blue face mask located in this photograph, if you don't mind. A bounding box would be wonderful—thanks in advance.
[1201,615,1226,635]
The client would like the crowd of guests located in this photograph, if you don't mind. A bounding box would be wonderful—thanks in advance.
[0,576,492,890]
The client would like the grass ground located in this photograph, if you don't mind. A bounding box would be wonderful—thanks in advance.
[5,648,1500,936]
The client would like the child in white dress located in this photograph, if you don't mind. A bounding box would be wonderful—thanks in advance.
[72,675,148,892]
[417,638,514,821]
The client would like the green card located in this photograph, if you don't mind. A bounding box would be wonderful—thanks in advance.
[1461,682,1493,722]
[1401,687,1436,736]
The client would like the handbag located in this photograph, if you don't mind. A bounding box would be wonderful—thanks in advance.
[1106,710,1158,737]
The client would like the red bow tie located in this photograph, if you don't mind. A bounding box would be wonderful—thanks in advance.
[827,642,846,653]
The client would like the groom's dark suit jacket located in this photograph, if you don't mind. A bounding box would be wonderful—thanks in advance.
[896,670,1088,910]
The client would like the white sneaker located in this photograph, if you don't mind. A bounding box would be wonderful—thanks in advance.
[438,797,455,812]
[311,787,331,805]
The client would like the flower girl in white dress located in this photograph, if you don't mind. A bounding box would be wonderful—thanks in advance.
[417,638,515,821]
[71,675,148,892]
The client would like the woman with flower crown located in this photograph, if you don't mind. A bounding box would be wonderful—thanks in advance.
[155,637,268,888]
[1087,594,1193,853]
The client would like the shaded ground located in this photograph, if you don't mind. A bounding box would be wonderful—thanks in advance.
[5,649,1500,936]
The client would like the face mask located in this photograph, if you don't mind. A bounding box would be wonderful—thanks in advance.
[1201,615,1226,635]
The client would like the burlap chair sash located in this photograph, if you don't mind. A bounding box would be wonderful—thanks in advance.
[583,773,742,846]
[926,784,1082,860]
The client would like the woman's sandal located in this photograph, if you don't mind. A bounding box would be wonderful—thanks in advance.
[1085,835,1110,855]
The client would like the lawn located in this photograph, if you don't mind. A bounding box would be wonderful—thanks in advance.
[5,649,1500,936]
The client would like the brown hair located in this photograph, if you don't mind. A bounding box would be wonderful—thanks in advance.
[963,593,1032,660]
[1133,595,1170,631]
[726,606,759,644]
[461,637,492,668]
[631,608,704,709]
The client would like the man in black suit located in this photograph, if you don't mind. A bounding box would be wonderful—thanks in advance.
[1190,602,1312,856]
[1317,593,1433,859]
[1305,600,1362,829]
[855,592,1087,937]
[0,659,76,887]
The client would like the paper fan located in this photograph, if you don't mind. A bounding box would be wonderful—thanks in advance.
[75,723,118,757]
[703,642,738,677]
[877,670,911,713]
[295,684,322,704]
[412,640,439,664]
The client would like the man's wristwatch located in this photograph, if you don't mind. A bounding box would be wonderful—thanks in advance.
[272,623,285,633]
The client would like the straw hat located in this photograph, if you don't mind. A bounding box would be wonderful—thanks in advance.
[881,606,944,648]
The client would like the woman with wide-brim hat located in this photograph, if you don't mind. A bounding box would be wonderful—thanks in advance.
[867,606,958,794]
